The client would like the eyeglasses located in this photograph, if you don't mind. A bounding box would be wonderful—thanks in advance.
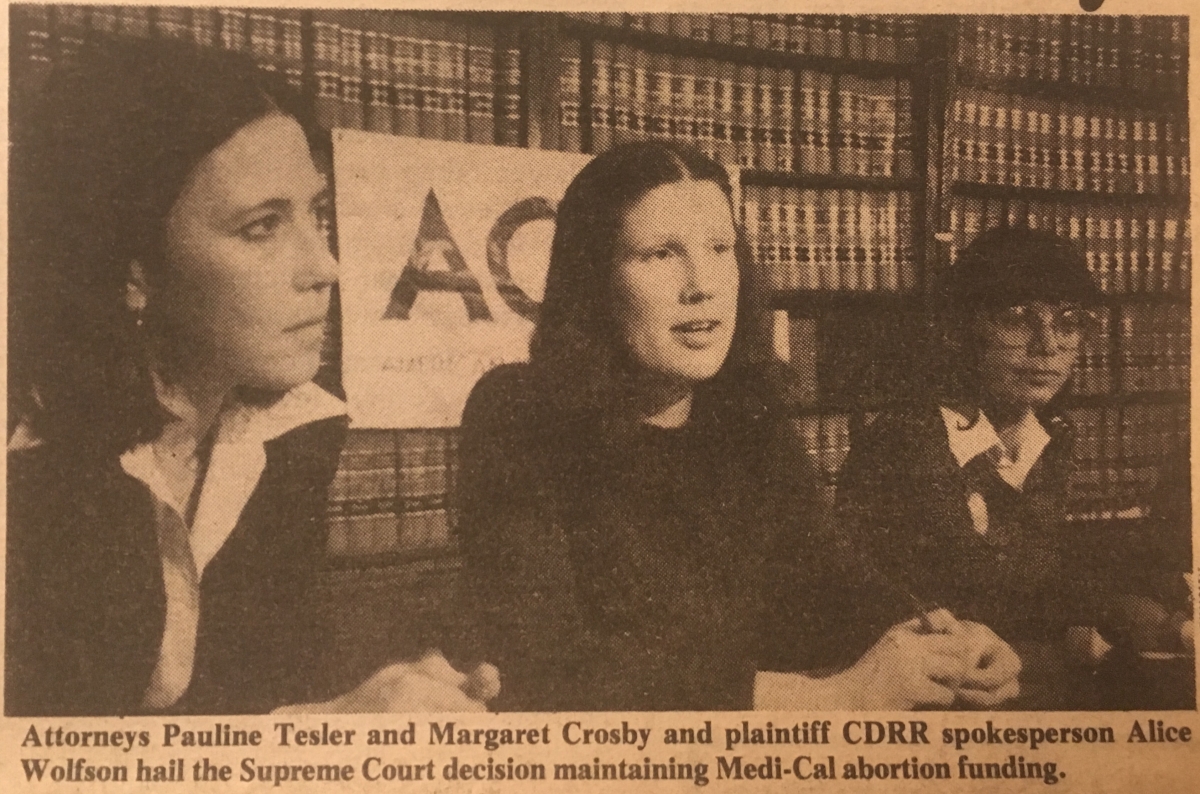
[982,303,1098,350]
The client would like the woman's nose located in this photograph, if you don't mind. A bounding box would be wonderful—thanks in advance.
[1026,315,1057,355]
[294,220,338,291]
[679,251,723,304]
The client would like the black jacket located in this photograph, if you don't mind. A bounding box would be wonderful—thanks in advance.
[834,406,1110,643]
[5,416,346,716]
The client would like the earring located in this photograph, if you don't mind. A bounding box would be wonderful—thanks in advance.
[126,283,146,327]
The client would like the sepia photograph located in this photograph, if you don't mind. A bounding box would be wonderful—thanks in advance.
[4,1,1194,740]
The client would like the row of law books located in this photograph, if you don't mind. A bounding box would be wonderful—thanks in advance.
[325,428,459,557]
[13,6,523,146]
[945,87,1189,194]
[1066,403,1188,520]
[1073,305,1191,397]
[948,198,1192,295]
[13,6,287,76]
[308,11,514,144]
[565,12,920,62]
[1118,305,1192,395]
[557,39,913,176]
[956,15,1188,94]
[744,186,917,292]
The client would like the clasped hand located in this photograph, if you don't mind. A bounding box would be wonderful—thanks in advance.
[275,650,501,714]
[852,609,1021,709]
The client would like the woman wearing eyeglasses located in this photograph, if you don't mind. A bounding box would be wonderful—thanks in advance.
[834,226,1183,708]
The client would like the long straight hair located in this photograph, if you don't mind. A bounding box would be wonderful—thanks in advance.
[528,141,768,435]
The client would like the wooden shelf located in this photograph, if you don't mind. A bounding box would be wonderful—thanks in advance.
[742,170,919,192]
[771,289,922,315]
[1061,391,1189,409]
[950,182,1190,208]
[1096,293,1191,307]
[562,17,917,79]
[956,71,1188,114]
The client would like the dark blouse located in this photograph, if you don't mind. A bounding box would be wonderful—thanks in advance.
[5,416,346,716]
[455,364,900,711]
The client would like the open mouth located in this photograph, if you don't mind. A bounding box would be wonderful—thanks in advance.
[671,320,721,333]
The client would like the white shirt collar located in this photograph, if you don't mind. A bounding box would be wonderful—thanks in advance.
[939,405,1051,491]
[121,381,346,574]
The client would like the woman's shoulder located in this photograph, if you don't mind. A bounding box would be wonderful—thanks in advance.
[461,362,546,440]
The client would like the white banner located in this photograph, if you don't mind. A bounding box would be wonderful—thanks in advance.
[334,132,593,427]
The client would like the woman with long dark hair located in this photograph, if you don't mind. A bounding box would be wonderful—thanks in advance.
[7,35,495,716]
[456,141,1020,711]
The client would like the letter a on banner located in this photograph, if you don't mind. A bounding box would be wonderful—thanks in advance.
[382,189,493,321]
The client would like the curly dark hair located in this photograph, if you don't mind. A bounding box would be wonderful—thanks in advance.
[9,34,319,457]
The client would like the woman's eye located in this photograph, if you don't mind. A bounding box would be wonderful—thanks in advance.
[713,242,732,255]
[239,214,283,241]
[647,247,674,261]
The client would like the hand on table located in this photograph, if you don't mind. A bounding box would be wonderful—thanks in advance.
[274,650,500,714]
[842,609,975,709]
[952,620,1022,707]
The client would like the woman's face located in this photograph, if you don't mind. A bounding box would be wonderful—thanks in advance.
[158,114,336,392]
[610,179,739,387]
[972,301,1088,410]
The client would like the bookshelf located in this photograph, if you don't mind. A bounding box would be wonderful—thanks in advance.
[940,15,1190,524]
[9,7,1190,548]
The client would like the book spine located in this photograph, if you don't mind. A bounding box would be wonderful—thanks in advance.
[755,66,775,172]
[1111,214,1129,294]
[834,190,855,289]
[557,37,582,152]
[772,188,791,290]
[814,190,834,289]
[467,25,496,145]
[775,67,794,172]
[670,57,694,150]
[649,50,673,142]
[630,48,650,143]
[54,5,90,66]
[591,40,614,152]
[186,7,216,48]
[444,22,468,144]
[695,57,717,161]
[277,10,302,91]
[897,191,916,290]
[363,14,392,135]
[610,45,633,147]
[732,63,755,169]
[713,60,736,167]
[120,5,150,39]
[312,12,341,130]
[742,183,762,285]
[338,16,365,131]
[246,10,278,75]
[390,15,419,139]
[762,185,781,289]
[493,26,518,146]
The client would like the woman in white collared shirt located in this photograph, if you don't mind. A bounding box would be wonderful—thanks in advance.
[7,35,495,716]
[836,226,1191,708]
